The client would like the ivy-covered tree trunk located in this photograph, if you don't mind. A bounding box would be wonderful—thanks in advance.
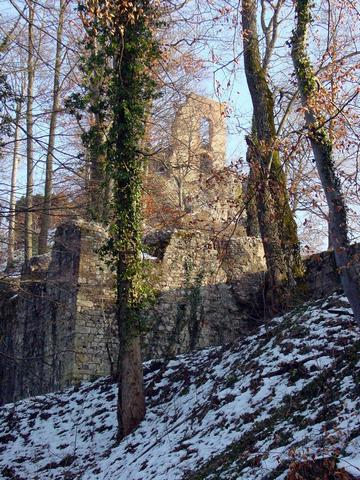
[291,0,360,325]
[241,0,303,313]
[111,35,147,436]
[110,18,157,442]
[68,20,113,225]
[79,0,159,439]
[85,35,112,224]
[87,112,111,222]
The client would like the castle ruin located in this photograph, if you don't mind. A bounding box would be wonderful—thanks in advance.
[0,94,349,405]
[147,94,244,231]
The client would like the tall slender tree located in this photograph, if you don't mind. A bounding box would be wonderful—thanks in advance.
[245,0,284,239]
[38,0,68,254]
[24,0,35,263]
[79,0,160,439]
[241,0,303,314]
[84,32,112,224]
[291,0,360,325]
[6,90,23,270]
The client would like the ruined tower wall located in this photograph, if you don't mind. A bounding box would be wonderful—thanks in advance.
[170,93,227,178]
[0,222,118,404]
[146,93,244,228]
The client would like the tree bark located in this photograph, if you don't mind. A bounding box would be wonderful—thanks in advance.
[85,34,111,224]
[116,278,145,439]
[110,14,154,440]
[175,176,185,211]
[87,110,110,222]
[25,0,35,263]
[6,97,22,270]
[242,0,303,313]
[79,0,152,439]
[38,0,66,254]
[291,0,360,325]
[245,125,260,237]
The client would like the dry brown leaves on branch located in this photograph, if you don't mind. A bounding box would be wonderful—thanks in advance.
[80,0,146,35]
[287,457,358,480]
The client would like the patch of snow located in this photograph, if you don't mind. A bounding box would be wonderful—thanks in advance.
[141,252,158,261]
[0,293,359,479]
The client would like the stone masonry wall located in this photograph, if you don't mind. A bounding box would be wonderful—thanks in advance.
[143,231,266,358]
[0,222,266,403]
[0,277,20,405]
[73,225,117,383]
[170,93,227,176]
[2,220,360,404]
[0,221,117,404]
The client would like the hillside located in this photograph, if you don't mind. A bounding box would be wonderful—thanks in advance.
[1,293,360,480]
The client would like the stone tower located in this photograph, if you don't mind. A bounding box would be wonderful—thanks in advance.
[147,93,243,229]
[169,93,227,180]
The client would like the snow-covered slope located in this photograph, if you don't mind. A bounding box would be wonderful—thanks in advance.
[1,294,360,480]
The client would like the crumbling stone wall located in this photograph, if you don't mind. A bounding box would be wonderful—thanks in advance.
[2,220,358,404]
[0,222,266,404]
[0,221,117,404]
[143,231,266,357]
[73,224,117,382]
[0,277,19,405]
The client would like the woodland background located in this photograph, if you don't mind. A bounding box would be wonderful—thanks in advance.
[1,0,360,442]
[1,0,360,265]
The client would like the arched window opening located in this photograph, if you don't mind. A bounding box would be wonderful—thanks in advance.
[199,117,211,147]
[200,154,212,173]
[151,157,169,175]
[156,163,168,174]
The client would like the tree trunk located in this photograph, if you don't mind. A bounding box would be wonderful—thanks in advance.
[87,111,110,222]
[85,33,111,224]
[6,97,22,270]
[117,336,145,436]
[116,280,145,439]
[245,125,260,237]
[291,0,360,325]
[175,177,185,211]
[241,0,303,313]
[25,0,35,263]
[245,174,260,237]
[80,0,158,440]
[38,0,66,254]
[110,15,155,440]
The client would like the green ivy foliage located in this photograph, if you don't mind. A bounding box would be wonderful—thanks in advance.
[77,0,162,334]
